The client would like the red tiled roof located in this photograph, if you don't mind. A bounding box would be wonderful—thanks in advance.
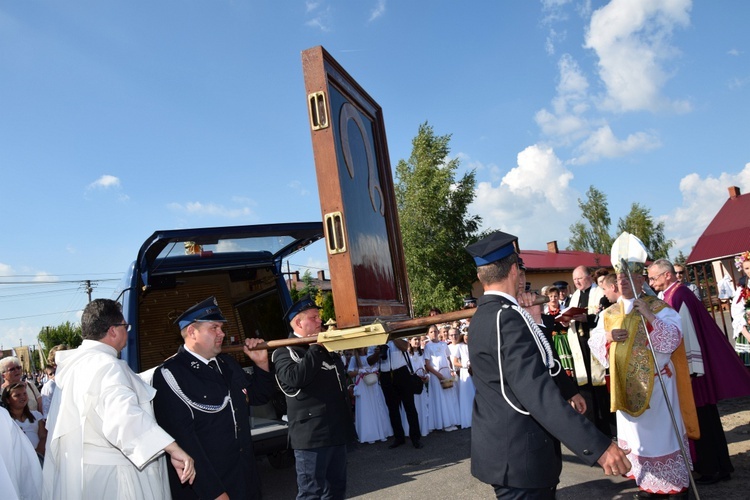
[687,189,750,265]
[519,249,611,272]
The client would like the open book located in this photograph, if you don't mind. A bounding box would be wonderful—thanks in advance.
[554,306,588,323]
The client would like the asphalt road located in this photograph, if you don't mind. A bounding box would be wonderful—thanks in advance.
[257,395,750,499]
[257,426,636,499]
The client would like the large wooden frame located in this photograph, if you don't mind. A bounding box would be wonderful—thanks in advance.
[302,46,412,328]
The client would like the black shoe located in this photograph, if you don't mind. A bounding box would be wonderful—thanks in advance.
[412,441,423,449]
[388,439,405,449]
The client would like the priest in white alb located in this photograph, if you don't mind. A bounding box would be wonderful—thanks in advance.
[588,233,698,498]
[42,299,196,499]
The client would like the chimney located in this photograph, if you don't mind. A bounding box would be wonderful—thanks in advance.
[317,270,326,281]
[728,186,741,199]
[547,241,559,253]
[293,271,300,282]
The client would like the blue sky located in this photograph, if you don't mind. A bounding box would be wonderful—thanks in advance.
[2,0,749,350]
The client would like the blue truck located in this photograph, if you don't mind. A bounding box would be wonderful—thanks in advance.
[115,221,324,467]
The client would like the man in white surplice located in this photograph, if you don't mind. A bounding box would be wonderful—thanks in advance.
[42,299,196,499]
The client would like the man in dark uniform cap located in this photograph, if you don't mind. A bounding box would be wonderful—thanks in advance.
[271,296,356,500]
[465,231,631,499]
[553,280,571,308]
[152,296,276,499]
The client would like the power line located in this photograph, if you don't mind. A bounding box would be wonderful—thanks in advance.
[1,273,122,278]
[0,279,120,284]
[0,309,83,321]
[0,287,82,299]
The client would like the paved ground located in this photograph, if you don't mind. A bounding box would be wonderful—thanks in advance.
[258,396,750,499]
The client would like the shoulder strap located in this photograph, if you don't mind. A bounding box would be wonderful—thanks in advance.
[402,351,416,375]
[159,367,231,414]
[494,305,530,416]
[273,346,302,398]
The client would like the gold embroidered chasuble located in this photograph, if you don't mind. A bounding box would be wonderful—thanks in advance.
[603,297,699,439]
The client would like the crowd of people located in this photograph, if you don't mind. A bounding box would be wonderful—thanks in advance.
[2,241,750,499]
[341,318,476,447]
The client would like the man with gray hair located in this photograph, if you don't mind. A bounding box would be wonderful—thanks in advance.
[43,299,195,499]
[648,258,750,484]
[590,260,695,497]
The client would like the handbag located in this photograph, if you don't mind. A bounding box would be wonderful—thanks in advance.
[403,352,424,395]
[362,372,379,386]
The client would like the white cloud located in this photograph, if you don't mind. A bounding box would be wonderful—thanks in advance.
[584,0,692,113]
[456,152,503,183]
[87,174,121,190]
[167,201,255,219]
[664,163,750,255]
[0,264,57,282]
[368,0,386,22]
[32,272,58,283]
[305,2,332,32]
[545,28,566,56]
[85,174,128,202]
[541,0,572,24]
[572,124,660,164]
[470,145,578,248]
[0,323,38,352]
[728,48,741,56]
[535,54,594,144]
[729,76,750,90]
[287,180,310,196]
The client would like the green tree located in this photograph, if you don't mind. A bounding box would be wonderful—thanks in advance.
[395,122,483,315]
[568,186,613,254]
[315,289,335,324]
[673,251,687,266]
[289,282,299,303]
[616,203,674,260]
[38,321,82,361]
[299,270,319,299]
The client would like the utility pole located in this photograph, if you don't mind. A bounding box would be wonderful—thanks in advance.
[85,280,93,302]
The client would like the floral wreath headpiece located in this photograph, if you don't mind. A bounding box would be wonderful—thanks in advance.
[735,251,750,272]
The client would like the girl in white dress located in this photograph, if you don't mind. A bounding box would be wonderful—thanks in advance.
[347,348,393,444]
[423,326,460,431]
[450,332,475,429]
[2,382,46,459]
[400,337,431,437]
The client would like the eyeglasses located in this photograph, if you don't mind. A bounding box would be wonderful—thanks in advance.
[112,323,132,332]
[648,272,667,283]
[674,271,684,275]
[5,365,22,373]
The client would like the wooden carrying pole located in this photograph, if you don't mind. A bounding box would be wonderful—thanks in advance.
[223,295,549,354]
[223,308,477,354]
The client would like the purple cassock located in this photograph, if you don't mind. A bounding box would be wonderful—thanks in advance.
[663,281,750,481]
[663,282,750,405]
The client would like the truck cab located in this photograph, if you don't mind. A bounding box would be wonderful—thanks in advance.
[115,221,324,466]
